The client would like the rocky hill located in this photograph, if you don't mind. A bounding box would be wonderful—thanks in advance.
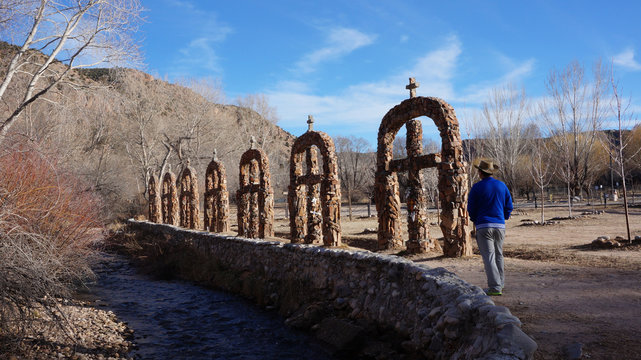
[0,41,296,217]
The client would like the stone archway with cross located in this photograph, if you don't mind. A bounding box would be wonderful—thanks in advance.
[161,169,179,226]
[204,149,230,233]
[374,78,472,257]
[236,137,274,239]
[288,116,342,247]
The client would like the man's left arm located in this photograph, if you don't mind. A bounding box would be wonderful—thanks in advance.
[504,187,514,220]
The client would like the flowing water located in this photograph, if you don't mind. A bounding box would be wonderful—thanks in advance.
[89,254,335,359]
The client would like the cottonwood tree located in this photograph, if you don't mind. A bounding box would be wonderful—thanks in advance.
[480,84,531,195]
[178,76,225,104]
[0,0,142,144]
[529,136,555,223]
[627,124,641,175]
[335,135,374,220]
[601,73,639,242]
[540,60,609,217]
[235,93,279,148]
[117,74,169,195]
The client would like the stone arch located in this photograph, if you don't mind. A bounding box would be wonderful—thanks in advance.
[161,170,179,226]
[148,174,161,223]
[288,116,341,246]
[179,161,200,229]
[375,80,471,257]
[204,151,230,233]
[236,140,274,239]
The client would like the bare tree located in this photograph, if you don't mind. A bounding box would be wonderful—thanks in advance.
[540,60,609,217]
[529,136,555,223]
[178,76,226,104]
[235,93,280,150]
[601,71,639,242]
[0,0,143,143]
[335,135,374,220]
[480,84,531,195]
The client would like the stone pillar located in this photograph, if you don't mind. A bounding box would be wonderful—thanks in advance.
[179,163,199,229]
[148,174,161,223]
[161,171,179,226]
[406,119,432,254]
[305,147,322,244]
[289,151,307,243]
[204,153,230,233]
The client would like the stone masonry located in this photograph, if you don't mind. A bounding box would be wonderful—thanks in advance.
[375,78,472,257]
[288,116,341,247]
[128,220,537,360]
[161,170,179,226]
[147,174,161,223]
[236,137,274,239]
[204,150,230,233]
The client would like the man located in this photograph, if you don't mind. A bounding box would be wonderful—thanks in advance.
[467,160,513,296]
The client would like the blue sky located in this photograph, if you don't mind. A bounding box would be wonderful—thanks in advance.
[141,0,641,146]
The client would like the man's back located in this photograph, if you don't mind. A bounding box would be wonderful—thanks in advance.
[468,177,513,226]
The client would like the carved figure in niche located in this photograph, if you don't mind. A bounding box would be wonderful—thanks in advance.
[161,169,179,226]
[179,160,200,229]
[374,78,471,257]
[148,174,161,223]
[204,149,230,232]
[288,116,341,246]
[236,137,274,239]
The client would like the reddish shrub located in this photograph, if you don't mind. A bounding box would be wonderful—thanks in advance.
[0,140,104,340]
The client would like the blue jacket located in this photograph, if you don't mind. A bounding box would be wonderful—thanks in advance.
[467,177,513,227]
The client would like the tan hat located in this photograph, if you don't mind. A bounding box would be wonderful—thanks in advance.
[474,159,499,175]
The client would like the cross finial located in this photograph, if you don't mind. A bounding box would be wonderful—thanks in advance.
[250,136,257,149]
[186,158,191,167]
[213,148,218,161]
[307,115,314,132]
[406,77,419,98]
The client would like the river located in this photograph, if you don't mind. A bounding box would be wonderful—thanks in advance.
[89,254,336,359]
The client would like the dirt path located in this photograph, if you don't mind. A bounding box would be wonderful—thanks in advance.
[319,203,641,359]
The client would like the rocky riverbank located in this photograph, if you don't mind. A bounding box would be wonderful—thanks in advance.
[4,299,133,360]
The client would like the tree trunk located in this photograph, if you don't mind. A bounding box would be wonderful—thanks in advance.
[347,188,353,221]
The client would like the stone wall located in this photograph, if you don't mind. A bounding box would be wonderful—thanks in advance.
[126,220,536,360]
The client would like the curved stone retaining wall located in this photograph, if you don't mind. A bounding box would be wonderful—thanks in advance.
[126,220,536,359]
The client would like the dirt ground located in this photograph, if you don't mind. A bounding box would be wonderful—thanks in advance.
[270,201,641,359]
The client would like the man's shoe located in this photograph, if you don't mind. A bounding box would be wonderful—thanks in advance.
[485,288,502,296]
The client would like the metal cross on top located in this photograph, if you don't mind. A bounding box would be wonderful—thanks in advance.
[250,136,257,149]
[307,115,314,132]
[406,77,420,98]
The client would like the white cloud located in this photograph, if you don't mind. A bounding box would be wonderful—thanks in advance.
[270,36,463,141]
[267,35,539,143]
[169,19,232,77]
[613,48,641,71]
[161,1,232,78]
[400,35,409,43]
[295,27,376,73]
[459,58,535,104]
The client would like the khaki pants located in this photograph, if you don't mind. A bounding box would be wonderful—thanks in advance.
[476,227,505,292]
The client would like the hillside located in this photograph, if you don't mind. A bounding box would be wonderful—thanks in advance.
[0,41,296,217]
